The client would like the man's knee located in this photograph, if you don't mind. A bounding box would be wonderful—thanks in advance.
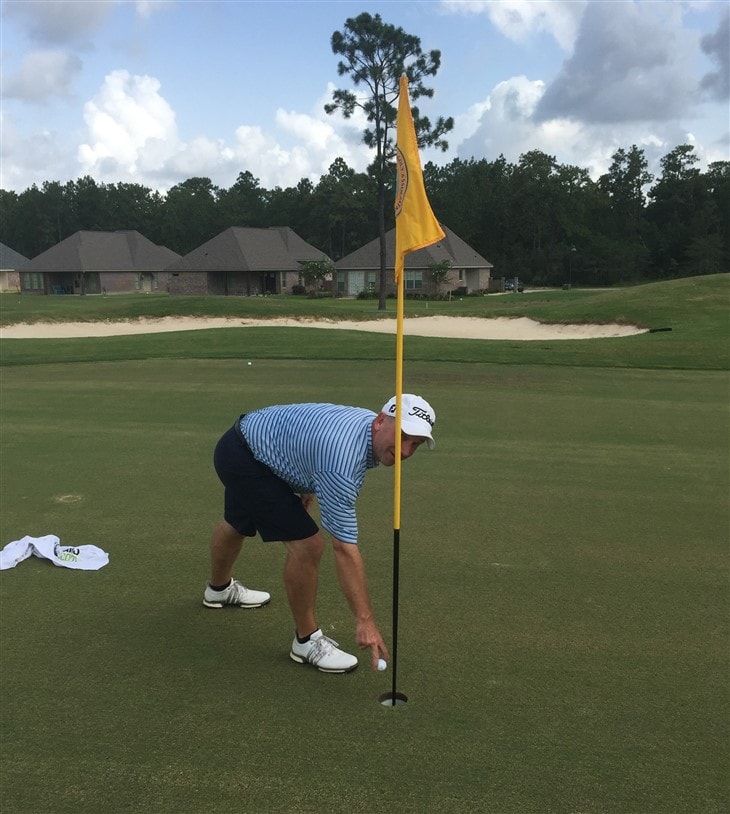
[285,533,325,564]
[213,519,244,544]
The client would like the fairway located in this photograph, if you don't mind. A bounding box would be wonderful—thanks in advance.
[1,338,728,813]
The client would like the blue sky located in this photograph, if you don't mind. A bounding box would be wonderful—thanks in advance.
[1,0,728,193]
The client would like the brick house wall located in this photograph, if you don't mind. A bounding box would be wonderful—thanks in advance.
[167,272,210,295]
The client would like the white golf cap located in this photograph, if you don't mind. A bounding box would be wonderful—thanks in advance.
[381,394,436,449]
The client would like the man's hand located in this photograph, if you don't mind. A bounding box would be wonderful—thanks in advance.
[355,618,390,671]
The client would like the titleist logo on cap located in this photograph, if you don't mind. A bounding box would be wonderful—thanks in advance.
[387,402,434,427]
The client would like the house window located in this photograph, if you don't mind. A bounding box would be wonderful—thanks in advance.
[405,271,423,291]
[22,273,42,291]
[337,271,346,295]
[458,269,464,281]
[367,271,376,291]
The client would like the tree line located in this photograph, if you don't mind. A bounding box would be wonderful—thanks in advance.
[0,143,727,287]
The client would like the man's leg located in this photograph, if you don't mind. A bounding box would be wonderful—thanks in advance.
[283,532,325,636]
[286,532,359,673]
[204,519,270,608]
[209,519,244,587]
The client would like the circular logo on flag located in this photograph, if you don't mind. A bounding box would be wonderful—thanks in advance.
[395,145,408,218]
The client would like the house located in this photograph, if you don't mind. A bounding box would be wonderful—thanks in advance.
[0,243,28,292]
[166,226,332,296]
[334,224,493,297]
[18,230,180,295]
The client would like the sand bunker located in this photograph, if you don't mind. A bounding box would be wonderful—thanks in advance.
[0,315,646,341]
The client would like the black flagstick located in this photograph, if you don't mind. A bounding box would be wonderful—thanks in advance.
[391,528,400,705]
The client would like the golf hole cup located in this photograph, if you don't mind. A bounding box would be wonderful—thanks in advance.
[378,691,408,708]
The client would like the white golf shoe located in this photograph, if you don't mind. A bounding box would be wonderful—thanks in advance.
[290,629,358,673]
[203,579,271,609]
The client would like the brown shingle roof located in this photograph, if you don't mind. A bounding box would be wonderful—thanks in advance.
[335,224,493,270]
[19,231,180,272]
[165,227,330,272]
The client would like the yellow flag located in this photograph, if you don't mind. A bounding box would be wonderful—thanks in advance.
[394,74,444,283]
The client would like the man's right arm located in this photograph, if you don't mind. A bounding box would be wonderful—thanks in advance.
[331,537,390,670]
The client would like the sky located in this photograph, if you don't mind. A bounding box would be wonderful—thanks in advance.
[1,0,728,194]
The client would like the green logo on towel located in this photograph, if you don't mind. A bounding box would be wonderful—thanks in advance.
[58,547,79,562]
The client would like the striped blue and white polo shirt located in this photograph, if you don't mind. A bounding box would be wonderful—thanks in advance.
[240,403,379,544]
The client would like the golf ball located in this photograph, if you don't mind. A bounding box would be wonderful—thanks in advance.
[247,361,252,366]
[377,659,387,671]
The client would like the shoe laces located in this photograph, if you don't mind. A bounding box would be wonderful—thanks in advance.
[307,634,339,666]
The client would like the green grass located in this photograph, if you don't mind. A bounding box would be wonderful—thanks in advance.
[1,276,728,813]
[2,274,728,333]
[2,275,729,371]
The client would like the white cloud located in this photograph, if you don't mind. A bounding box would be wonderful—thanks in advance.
[2,49,83,102]
[535,1,698,124]
[1,1,170,106]
[454,79,520,154]
[276,109,337,148]
[700,10,730,101]
[165,136,232,178]
[2,0,113,45]
[223,106,368,189]
[78,70,179,178]
[450,73,721,180]
[450,97,492,145]
[218,85,374,188]
[72,71,374,191]
[440,0,586,50]
[0,112,74,190]
[229,125,302,186]
[134,1,175,20]
[3,0,164,43]
[276,108,366,172]
[454,75,546,157]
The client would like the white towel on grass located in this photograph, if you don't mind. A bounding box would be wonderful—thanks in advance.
[0,535,109,571]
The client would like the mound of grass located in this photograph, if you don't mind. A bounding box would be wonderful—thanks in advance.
[1,275,728,371]
[2,273,727,330]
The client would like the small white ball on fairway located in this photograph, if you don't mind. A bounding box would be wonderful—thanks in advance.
[247,361,252,366]
[377,659,387,671]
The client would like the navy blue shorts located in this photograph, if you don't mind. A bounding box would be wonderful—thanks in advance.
[213,423,319,542]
